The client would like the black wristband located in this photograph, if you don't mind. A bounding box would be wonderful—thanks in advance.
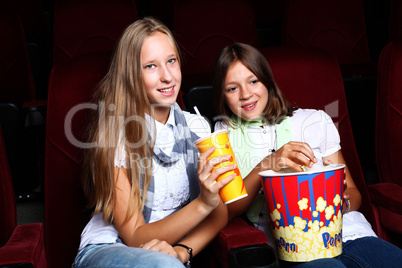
[173,243,193,265]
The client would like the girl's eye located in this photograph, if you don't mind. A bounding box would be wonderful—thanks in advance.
[250,79,259,85]
[167,58,176,64]
[145,64,156,69]
[226,86,236,92]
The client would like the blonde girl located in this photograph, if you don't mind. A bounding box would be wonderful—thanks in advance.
[73,17,235,268]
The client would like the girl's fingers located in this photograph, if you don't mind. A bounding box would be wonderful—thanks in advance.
[208,164,236,182]
[289,142,316,160]
[208,154,232,167]
[199,154,232,179]
[282,141,317,163]
[277,142,316,171]
[295,143,316,165]
[197,146,215,172]
[215,173,236,188]
[149,241,168,252]
[282,151,312,171]
[141,239,177,257]
[283,158,305,172]
[141,239,159,250]
[201,164,236,193]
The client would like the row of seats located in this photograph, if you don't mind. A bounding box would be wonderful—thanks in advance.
[0,8,46,198]
[1,40,401,267]
[1,0,400,98]
[7,0,394,144]
[0,0,397,114]
[48,0,402,88]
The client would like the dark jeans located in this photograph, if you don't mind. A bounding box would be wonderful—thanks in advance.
[281,236,402,268]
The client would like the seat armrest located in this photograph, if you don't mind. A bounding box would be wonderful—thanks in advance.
[212,217,276,268]
[368,183,402,215]
[22,100,47,128]
[228,244,279,268]
[0,223,46,268]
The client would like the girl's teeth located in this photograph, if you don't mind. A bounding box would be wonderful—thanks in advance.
[160,87,173,93]
[244,103,255,108]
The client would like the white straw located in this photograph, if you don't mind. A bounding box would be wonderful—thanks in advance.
[193,106,209,133]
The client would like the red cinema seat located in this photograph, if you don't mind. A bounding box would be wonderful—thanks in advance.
[282,0,374,76]
[173,0,259,91]
[368,41,402,247]
[389,0,402,42]
[0,8,36,104]
[0,123,46,268]
[0,8,46,198]
[53,0,138,66]
[45,52,112,268]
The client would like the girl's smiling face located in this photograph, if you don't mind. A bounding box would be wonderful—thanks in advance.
[141,31,181,122]
[224,61,268,121]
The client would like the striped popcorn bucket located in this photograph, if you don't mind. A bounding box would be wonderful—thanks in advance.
[259,164,345,262]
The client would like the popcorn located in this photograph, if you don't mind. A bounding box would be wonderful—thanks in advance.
[298,198,309,211]
[294,216,307,230]
[272,201,343,261]
[270,208,281,222]
[333,194,341,206]
[325,205,335,220]
[300,161,315,171]
[316,197,327,212]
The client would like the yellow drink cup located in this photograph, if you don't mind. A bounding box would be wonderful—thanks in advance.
[194,130,248,204]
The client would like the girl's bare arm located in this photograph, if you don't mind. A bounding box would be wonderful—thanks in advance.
[113,147,234,250]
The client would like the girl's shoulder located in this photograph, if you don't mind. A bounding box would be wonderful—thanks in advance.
[291,108,332,122]
[213,120,228,131]
[289,109,336,132]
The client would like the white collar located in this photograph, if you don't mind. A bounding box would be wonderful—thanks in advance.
[145,106,176,136]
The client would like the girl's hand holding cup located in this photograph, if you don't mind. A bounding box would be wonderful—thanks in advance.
[197,146,236,210]
[194,130,248,206]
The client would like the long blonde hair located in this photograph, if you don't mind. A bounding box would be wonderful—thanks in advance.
[82,17,181,223]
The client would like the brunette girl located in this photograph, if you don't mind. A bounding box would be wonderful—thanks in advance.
[212,43,402,267]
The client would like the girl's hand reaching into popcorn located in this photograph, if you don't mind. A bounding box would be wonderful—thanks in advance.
[264,141,317,172]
